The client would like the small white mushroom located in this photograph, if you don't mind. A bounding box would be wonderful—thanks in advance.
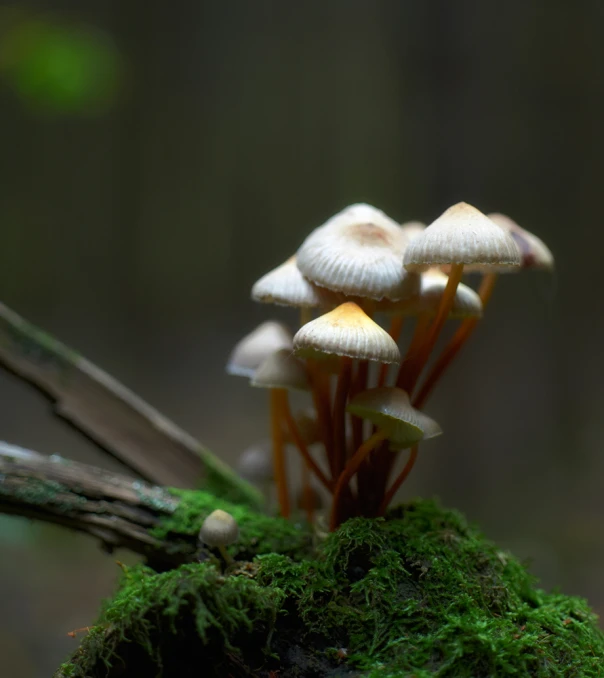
[199,509,239,566]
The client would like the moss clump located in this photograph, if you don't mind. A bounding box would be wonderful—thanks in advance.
[259,500,604,677]
[56,562,284,678]
[57,499,604,677]
[153,488,314,561]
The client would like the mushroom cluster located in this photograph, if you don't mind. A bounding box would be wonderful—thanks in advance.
[228,202,553,529]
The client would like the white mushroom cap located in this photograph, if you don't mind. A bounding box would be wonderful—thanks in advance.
[297,203,421,301]
[487,213,554,271]
[250,348,309,391]
[403,202,521,272]
[226,321,293,378]
[251,256,327,308]
[293,302,401,364]
[199,509,239,547]
[236,441,274,483]
[377,270,482,318]
[347,387,442,449]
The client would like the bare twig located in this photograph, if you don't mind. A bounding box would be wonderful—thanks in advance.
[0,302,261,506]
[0,441,197,566]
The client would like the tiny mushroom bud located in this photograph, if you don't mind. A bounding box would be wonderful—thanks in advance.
[237,441,274,485]
[199,509,239,566]
[226,321,293,378]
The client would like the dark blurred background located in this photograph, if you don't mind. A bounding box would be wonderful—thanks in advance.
[1,1,603,675]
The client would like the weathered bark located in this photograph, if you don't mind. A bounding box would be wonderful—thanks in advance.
[0,441,198,567]
[0,301,260,506]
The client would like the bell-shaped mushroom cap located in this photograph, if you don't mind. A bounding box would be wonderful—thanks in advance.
[403,202,521,272]
[296,203,420,301]
[347,387,442,449]
[293,302,401,364]
[199,509,239,548]
[487,213,554,271]
[226,321,293,378]
[378,270,482,318]
[237,441,274,483]
[251,256,327,308]
[251,348,309,391]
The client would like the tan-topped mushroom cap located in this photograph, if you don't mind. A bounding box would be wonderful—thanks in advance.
[199,509,239,548]
[297,203,420,301]
[293,302,401,364]
[488,213,554,271]
[226,321,293,378]
[251,256,327,308]
[347,387,442,449]
[403,202,521,272]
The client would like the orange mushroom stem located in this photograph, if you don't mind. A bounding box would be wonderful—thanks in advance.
[378,445,419,515]
[333,357,353,476]
[413,272,497,409]
[269,388,290,518]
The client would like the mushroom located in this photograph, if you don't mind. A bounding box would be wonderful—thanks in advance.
[199,509,239,566]
[296,203,420,303]
[487,213,554,271]
[251,255,334,325]
[294,302,401,478]
[226,321,293,378]
[413,213,554,410]
[399,202,521,394]
[330,387,440,529]
[252,349,332,517]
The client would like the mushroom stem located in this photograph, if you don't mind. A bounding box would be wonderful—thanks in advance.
[306,359,334,474]
[333,357,353,477]
[281,393,333,492]
[269,388,290,518]
[377,445,419,515]
[329,428,390,530]
[413,272,497,409]
[218,544,235,567]
[398,263,465,394]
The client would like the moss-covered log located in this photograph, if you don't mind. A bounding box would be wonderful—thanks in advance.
[0,442,311,568]
[55,500,604,678]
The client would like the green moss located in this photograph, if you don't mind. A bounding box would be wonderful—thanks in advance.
[153,488,313,561]
[57,499,604,677]
[257,500,604,677]
[55,562,284,677]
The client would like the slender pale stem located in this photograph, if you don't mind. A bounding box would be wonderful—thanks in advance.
[399,263,465,395]
[270,388,290,518]
[378,445,419,515]
[413,273,498,409]
[333,357,353,477]
[329,429,390,530]
[281,393,333,492]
